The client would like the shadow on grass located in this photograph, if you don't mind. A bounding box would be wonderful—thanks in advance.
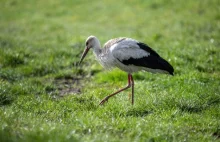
[0,94,14,106]
[213,128,220,139]
[0,83,16,106]
[0,69,23,82]
[125,108,153,117]
[178,96,220,113]
[178,104,204,113]
[70,96,98,111]
[0,129,14,142]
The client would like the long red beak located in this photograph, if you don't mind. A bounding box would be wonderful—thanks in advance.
[79,47,90,65]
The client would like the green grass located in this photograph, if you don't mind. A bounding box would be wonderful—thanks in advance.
[0,0,220,141]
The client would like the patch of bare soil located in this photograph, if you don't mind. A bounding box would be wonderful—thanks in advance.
[54,76,82,97]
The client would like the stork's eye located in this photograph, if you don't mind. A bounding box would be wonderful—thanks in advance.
[86,42,88,46]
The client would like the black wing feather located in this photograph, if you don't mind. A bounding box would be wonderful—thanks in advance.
[120,42,174,75]
[137,42,160,57]
[121,56,174,75]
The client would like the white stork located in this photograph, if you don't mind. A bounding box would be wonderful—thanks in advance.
[79,35,174,105]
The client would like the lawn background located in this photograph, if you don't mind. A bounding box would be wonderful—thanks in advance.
[0,0,220,141]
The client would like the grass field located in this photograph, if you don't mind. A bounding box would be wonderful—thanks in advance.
[0,0,220,141]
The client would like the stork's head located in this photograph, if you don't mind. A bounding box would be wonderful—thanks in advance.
[79,35,100,65]
[85,35,100,49]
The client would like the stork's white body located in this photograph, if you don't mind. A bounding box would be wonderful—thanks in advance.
[92,37,173,75]
[79,36,174,105]
[94,38,142,72]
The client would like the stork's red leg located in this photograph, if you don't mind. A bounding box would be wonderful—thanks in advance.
[130,74,134,105]
[99,74,133,105]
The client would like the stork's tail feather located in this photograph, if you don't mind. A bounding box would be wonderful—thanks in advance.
[157,57,174,75]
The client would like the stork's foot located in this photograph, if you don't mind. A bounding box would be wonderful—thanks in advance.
[99,97,109,105]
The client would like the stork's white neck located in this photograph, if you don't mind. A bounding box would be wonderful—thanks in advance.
[92,45,102,57]
[91,38,102,56]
